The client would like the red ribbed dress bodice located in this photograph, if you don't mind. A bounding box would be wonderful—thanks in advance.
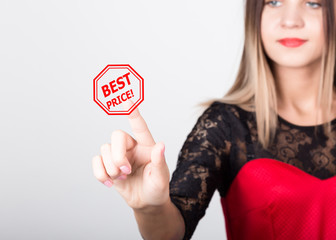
[221,158,336,240]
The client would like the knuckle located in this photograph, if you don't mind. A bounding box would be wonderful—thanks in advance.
[92,156,102,167]
[111,129,126,139]
[111,154,122,167]
[92,158,105,181]
[106,167,119,178]
[111,156,122,168]
[95,171,106,182]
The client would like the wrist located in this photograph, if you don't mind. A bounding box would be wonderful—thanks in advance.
[132,199,171,215]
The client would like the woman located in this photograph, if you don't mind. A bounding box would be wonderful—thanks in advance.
[92,0,336,239]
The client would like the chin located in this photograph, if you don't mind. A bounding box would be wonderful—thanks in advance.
[269,54,317,69]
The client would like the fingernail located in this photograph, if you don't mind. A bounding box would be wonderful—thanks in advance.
[120,166,131,175]
[103,180,113,188]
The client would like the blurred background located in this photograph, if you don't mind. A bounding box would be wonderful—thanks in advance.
[0,0,244,239]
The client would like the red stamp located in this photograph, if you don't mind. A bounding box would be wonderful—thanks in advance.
[93,64,144,115]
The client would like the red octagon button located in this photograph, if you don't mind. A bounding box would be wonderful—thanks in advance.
[93,64,144,115]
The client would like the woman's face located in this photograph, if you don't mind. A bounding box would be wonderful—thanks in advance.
[261,0,324,69]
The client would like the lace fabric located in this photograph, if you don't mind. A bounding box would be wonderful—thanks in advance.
[169,101,336,240]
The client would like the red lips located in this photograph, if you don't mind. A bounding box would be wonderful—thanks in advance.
[278,38,307,48]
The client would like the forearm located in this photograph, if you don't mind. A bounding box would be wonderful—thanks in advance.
[133,199,185,240]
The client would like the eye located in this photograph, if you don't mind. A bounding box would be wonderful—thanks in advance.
[306,2,322,8]
[265,1,282,7]
[264,1,322,8]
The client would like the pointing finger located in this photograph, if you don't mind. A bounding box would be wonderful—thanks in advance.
[123,100,155,146]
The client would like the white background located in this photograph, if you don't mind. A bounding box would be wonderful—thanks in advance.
[0,0,244,239]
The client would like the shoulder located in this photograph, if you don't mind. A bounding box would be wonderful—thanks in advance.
[198,101,253,125]
[187,101,254,147]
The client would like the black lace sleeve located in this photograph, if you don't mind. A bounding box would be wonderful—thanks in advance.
[169,102,232,240]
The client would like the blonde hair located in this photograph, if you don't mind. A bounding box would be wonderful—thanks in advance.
[202,0,336,149]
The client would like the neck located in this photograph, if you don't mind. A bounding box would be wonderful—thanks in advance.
[272,60,336,126]
[274,62,321,115]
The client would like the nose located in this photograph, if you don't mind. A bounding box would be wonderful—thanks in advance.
[280,6,304,29]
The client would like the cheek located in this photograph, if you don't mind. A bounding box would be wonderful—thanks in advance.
[310,20,324,48]
[314,19,324,36]
[260,13,276,50]
[261,20,268,47]
[308,13,324,41]
[261,22,274,52]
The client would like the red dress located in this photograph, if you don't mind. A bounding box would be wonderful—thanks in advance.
[221,158,336,240]
[169,102,336,240]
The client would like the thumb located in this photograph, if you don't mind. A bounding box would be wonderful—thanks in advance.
[148,142,169,185]
[150,142,166,167]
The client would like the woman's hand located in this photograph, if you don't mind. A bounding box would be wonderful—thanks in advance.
[92,107,170,210]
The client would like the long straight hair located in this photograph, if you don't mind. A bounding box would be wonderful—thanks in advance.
[204,0,336,149]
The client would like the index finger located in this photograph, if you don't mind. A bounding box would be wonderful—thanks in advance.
[123,100,155,146]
